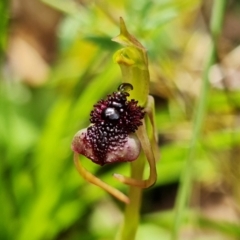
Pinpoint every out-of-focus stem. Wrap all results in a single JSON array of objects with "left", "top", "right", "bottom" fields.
[{"left": 171, "top": 1, "right": 226, "bottom": 239}]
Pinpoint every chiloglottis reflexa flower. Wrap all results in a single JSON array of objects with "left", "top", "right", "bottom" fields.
[{"left": 71, "top": 83, "right": 147, "bottom": 204}]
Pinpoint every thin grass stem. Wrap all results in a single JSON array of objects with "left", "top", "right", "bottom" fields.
[{"left": 171, "top": 0, "right": 227, "bottom": 239}]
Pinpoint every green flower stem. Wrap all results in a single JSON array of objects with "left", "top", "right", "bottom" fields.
[
  {"left": 171, "top": 0, "right": 226, "bottom": 239},
  {"left": 116, "top": 152, "right": 145, "bottom": 240},
  {"left": 115, "top": 118, "right": 154, "bottom": 240},
  {"left": 113, "top": 18, "right": 155, "bottom": 240}
]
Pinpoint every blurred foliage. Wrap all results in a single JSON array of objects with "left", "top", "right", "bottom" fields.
[{"left": 1, "top": 0, "right": 240, "bottom": 239}]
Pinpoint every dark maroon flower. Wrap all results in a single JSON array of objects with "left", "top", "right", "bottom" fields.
[{"left": 72, "top": 83, "right": 145, "bottom": 165}]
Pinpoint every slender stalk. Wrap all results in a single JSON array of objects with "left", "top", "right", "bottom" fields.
[
  {"left": 116, "top": 115, "right": 155, "bottom": 240},
  {"left": 113, "top": 18, "right": 157, "bottom": 240},
  {"left": 171, "top": 0, "right": 226, "bottom": 239},
  {"left": 116, "top": 152, "right": 145, "bottom": 240}
]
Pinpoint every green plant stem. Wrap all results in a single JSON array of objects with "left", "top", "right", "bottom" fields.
[
  {"left": 116, "top": 152, "right": 145, "bottom": 240},
  {"left": 171, "top": 0, "right": 226, "bottom": 239},
  {"left": 113, "top": 18, "right": 155, "bottom": 240}
]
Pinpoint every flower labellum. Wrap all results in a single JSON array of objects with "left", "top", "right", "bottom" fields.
[{"left": 71, "top": 83, "right": 145, "bottom": 165}]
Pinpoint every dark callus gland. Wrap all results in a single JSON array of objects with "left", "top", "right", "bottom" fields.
[{"left": 72, "top": 83, "right": 145, "bottom": 165}]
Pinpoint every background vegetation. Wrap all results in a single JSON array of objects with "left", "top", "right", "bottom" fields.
[{"left": 1, "top": 0, "right": 240, "bottom": 239}]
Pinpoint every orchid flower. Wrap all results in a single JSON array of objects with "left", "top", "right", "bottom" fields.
[{"left": 71, "top": 18, "right": 158, "bottom": 204}]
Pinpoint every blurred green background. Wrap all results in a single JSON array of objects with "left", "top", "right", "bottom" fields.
[{"left": 1, "top": 0, "right": 240, "bottom": 239}]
